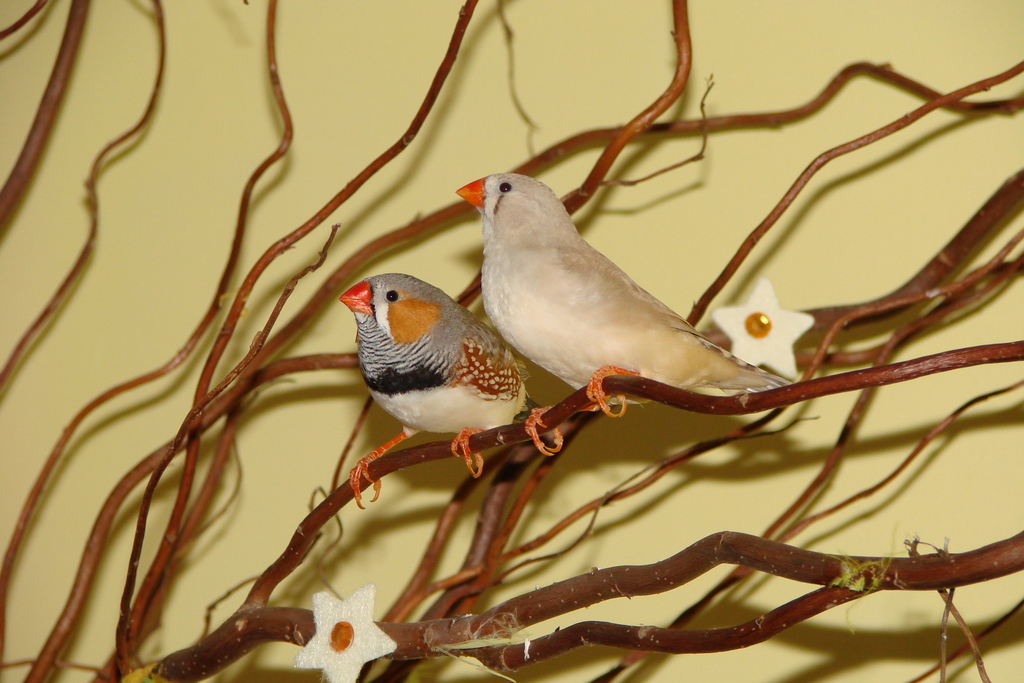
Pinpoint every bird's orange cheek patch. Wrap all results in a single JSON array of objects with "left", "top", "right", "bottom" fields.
[{"left": 388, "top": 298, "right": 441, "bottom": 344}]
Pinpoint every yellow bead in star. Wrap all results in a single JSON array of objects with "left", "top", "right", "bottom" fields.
[
  {"left": 711, "top": 278, "right": 814, "bottom": 378},
  {"left": 294, "top": 585, "right": 397, "bottom": 683},
  {"left": 330, "top": 621, "right": 354, "bottom": 652},
  {"left": 744, "top": 312, "right": 772, "bottom": 339}
]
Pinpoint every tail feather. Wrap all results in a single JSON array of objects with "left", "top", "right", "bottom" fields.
[
  {"left": 711, "top": 362, "right": 791, "bottom": 394},
  {"left": 689, "top": 336, "right": 792, "bottom": 394}
]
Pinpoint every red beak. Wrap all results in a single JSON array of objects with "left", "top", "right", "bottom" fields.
[
  {"left": 456, "top": 178, "right": 485, "bottom": 207},
  {"left": 339, "top": 280, "right": 373, "bottom": 315}
]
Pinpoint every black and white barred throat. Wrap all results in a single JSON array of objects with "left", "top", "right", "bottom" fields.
[{"left": 354, "top": 316, "right": 454, "bottom": 395}]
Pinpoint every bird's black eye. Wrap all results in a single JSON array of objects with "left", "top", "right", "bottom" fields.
[
  {"left": 499, "top": 181, "right": 512, "bottom": 193},
  {"left": 385, "top": 290, "right": 399, "bottom": 302}
]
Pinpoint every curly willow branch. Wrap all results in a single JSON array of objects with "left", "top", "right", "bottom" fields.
[
  {"left": 5, "top": 3, "right": 1024, "bottom": 682},
  {"left": 155, "top": 529, "right": 1024, "bottom": 680}
]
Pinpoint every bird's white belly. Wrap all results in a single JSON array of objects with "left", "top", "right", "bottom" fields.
[
  {"left": 371, "top": 384, "right": 520, "bottom": 434},
  {"left": 485, "top": 267, "right": 629, "bottom": 389},
  {"left": 484, "top": 256, "right": 722, "bottom": 390},
  {"left": 506, "top": 302, "right": 608, "bottom": 388}
]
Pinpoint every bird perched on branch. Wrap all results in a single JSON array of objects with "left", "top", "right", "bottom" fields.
[
  {"left": 456, "top": 173, "right": 788, "bottom": 427},
  {"left": 340, "top": 273, "right": 551, "bottom": 507}
]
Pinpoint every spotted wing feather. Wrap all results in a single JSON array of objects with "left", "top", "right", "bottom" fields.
[{"left": 453, "top": 329, "right": 527, "bottom": 403}]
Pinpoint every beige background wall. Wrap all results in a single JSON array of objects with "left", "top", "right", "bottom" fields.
[{"left": 2, "top": 2, "right": 1023, "bottom": 681}]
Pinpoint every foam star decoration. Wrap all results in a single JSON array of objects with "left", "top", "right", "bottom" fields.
[
  {"left": 710, "top": 277, "right": 814, "bottom": 378},
  {"left": 294, "top": 584, "right": 397, "bottom": 683}
]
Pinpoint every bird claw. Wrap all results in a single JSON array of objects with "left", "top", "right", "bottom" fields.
[
  {"left": 586, "top": 366, "right": 638, "bottom": 418},
  {"left": 451, "top": 427, "right": 485, "bottom": 477},
  {"left": 348, "top": 431, "right": 411, "bottom": 508},
  {"left": 349, "top": 459, "right": 381, "bottom": 510},
  {"left": 524, "top": 407, "right": 563, "bottom": 456}
]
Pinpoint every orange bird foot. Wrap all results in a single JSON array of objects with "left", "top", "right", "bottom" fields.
[
  {"left": 451, "top": 427, "right": 486, "bottom": 478},
  {"left": 586, "top": 366, "right": 639, "bottom": 418},
  {"left": 348, "top": 431, "right": 412, "bottom": 508},
  {"left": 524, "top": 407, "right": 564, "bottom": 456}
]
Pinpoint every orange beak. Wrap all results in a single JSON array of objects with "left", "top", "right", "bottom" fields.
[
  {"left": 339, "top": 280, "right": 373, "bottom": 315},
  {"left": 456, "top": 178, "right": 485, "bottom": 207}
]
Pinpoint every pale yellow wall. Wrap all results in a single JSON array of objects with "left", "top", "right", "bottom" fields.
[{"left": 2, "top": 2, "right": 1023, "bottom": 682}]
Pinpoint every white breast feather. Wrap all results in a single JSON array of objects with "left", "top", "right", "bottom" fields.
[{"left": 371, "top": 383, "right": 522, "bottom": 434}]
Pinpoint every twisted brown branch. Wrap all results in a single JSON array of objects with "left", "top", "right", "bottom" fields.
[
  {"left": 0, "top": 0, "right": 89, "bottom": 228},
  {"left": 688, "top": 58, "right": 1024, "bottom": 326},
  {"left": 156, "top": 528, "right": 1024, "bottom": 680}
]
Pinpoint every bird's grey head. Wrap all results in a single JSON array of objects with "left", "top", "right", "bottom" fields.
[
  {"left": 341, "top": 273, "right": 462, "bottom": 394},
  {"left": 479, "top": 173, "right": 576, "bottom": 247},
  {"left": 350, "top": 273, "right": 455, "bottom": 344}
]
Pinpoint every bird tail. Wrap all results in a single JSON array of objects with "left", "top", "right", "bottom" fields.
[{"left": 712, "top": 363, "right": 791, "bottom": 394}]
